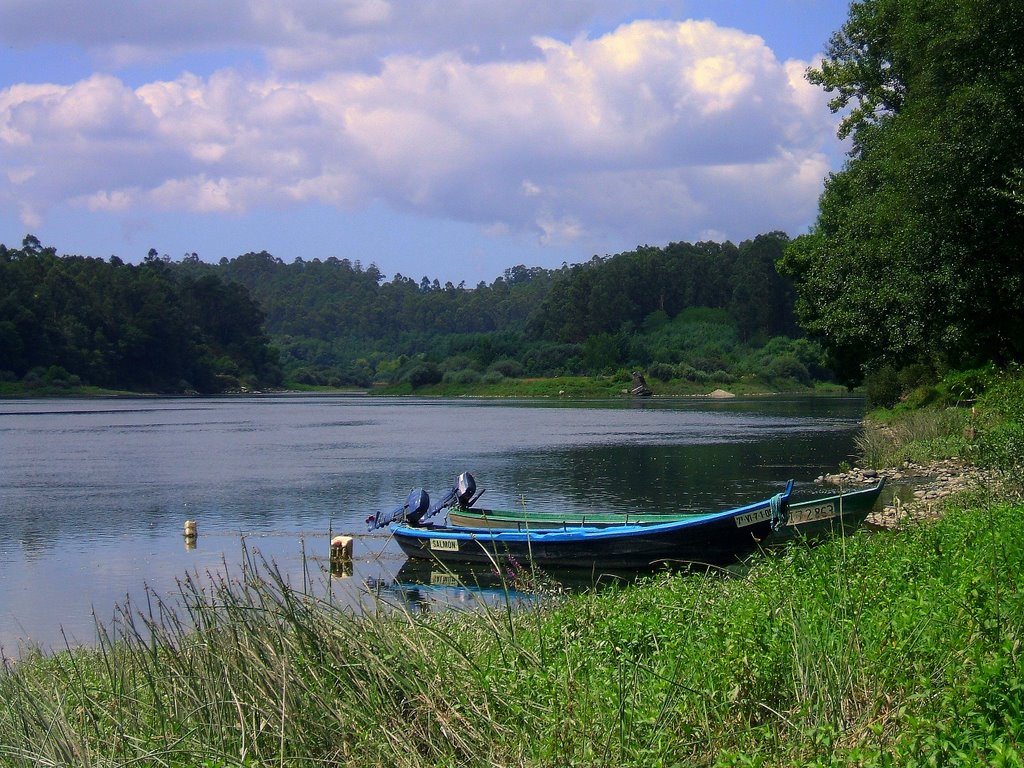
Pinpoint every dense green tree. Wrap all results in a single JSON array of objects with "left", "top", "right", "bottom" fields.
[
  {"left": 780, "top": 0, "right": 1024, "bottom": 384},
  {"left": 729, "top": 233, "right": 798, "bottom": 342},
  {"left": 0, "top": 238, "right": 279, "bottom": 393}
]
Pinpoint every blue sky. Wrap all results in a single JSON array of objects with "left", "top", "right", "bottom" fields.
[{"left": 0, "top": 0, "right": 851, "bottom": 284}]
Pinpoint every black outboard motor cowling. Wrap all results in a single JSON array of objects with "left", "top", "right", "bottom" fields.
[
  {"left": 419, "top": 471, "right": 478, "bottom": 523},
  {"left": 366, "top": 488, "right": 431, "bottom": 530},
  {"left": 404, "top": 488, "right": 431, "bottom": 525},
  {"left": 455, "top": 471, "right": 476, "bottom": 507}
]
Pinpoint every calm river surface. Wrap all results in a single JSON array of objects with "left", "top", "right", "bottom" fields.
[{"left": 0, "top": 395, "right": 865, "bottom": 653}]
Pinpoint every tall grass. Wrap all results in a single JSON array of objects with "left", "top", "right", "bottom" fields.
[
  {"left": 3, "top": 497, "right": 1024, "bottom": 767},
  {"left": 855, "top": 408, "right": 969, "bottom": 468}
]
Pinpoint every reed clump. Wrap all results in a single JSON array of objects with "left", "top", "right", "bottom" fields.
[
  {"left": 855, "top": 407, "right": 969, "bottom": 468},
  {"left": 2, "top": 494, "right": 1023, "bottom": 767}
]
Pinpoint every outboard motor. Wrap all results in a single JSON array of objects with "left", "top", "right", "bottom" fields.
[
  {"left": 404, "top": 488, "right": 432, "bottom": 525},
  {"left": 366, "top": 472, "right": 481, "bottom": 530},
  {"left": 417, "top": 471, "right": 479, "bottom": 524},
  {"left": 455, "top": 471, "right": 477, "bottom": 507},
  {"left": 366, "top": 488, "right": 431, "bottom": 530}
]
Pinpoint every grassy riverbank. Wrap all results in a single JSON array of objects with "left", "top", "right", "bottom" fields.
[
  {"left": 374, "top": 375, "right": 849, "bottom": 398},
  {"left": 1, "top": 495, "right": 1022, "bottom": 767},
  {"left": 2, "top": 369, "right": 1021, "bottom": 767}
]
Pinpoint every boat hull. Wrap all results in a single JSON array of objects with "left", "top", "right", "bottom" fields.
[
  {"left": 392, "top": 489, "right": 791, "bottom": 569},
  {"left": 766, "top": 480, "right": 884, "bottom": 544}
]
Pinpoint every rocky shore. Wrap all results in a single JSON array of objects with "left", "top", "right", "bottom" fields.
[{"left": 815, "top": 458, "right": 1005, "bottom": 529}]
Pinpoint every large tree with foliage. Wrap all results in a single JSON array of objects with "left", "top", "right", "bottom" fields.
[{"left": 779, "top": 0, "right": 1024, "bottom": 385}]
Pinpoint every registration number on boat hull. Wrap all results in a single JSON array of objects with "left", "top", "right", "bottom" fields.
[
  {"left": 787, "top": 503, "right": 837, "bottom": 526},
  {"left": 734, "top": 506, "right": 772, "bottom": 528},
  {"left": 429, "top": 538, "right": 460, "bottom": 552}
]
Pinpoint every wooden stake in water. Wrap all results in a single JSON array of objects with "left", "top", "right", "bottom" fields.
[{"left": 330, "top": 535, "right": 353, "bottom": 578}]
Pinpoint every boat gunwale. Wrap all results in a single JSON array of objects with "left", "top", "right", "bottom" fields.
[
  {"left": 444, "top": 479, "right": 885, "bottom": 531},
  {"left": 393, "top": 484, "right": 793, "bottom": 543}
]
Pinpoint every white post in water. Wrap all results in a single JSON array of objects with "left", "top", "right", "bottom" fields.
[{"left": 183, "top": 519, "right": 197, "bottom": 539}]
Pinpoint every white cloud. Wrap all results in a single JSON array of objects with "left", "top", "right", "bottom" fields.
[
  {"left": 78, "top": 188, "right": 135, "bottom": 212},
  {"left": 0, "top": 17, "right": 837, "bottom": 250}
]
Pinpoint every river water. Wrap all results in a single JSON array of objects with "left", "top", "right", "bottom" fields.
[{"left": 0, "top": 395, "right": 865, "bottom": 653}]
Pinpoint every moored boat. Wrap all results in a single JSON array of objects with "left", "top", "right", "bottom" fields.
[
  {"left": 445, "top": 479, "right": 885, "bottom": 546},
  {"left": 380, "top": 481, "right": 794, "bottom": 569}
]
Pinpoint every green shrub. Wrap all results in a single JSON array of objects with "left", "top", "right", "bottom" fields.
[
  {"left": 647, "top": 362, "right": 674, "bottom": 381},
  {"left": 442, "top": 354, "right": 476, "bottom": 372},
  {"left": 488, "top": 358, "right": 523, "bottom": 378},
  {"left": 403, "top": 362, "right": 442, "bottom": 388},
  {"left": 865, "top": 365, "right": 902, "bottom": 408},
  {"left": 442, "top": 368, "right": 481, "bottom": 385},
  {"left": 902, "top": 383, "right": 940, "bottom": 409},
  {"left": 765, "top": 354, "right": 810, "bottom": 385},
  {"left": 973, "top": 421, "right": 1024, "bottom": 471},
  {"left": 675, "top": 363, "right": 699, "bottom": 381},
  {"left": 897, "top": 362, "right": 933, "bottom": 392},
  {"left": 978, "top": 369, "right": 1024, "bottom": 423},
  {"left": 939, "top": 364, "right": 1000, "bottom": 405}
]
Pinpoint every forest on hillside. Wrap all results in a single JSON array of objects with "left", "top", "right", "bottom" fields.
[
  {"left": 187, "top": 230, "right": 815, "bottom": 390},
  {"left": 0, "top": 231, "right": 826, "bottom": 394},
  {"left": 0, "top": 237, "right": 282, "bottom": 394}
]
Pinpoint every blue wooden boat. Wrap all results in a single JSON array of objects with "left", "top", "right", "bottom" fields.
[
  {"left": 372, "top": 480, "right": 794, "bottom": 569},
  {"left": 446, "top": 480, "right": 886, "bottom": 546}
]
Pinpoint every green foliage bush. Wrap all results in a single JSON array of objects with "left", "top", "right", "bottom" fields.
[
  {"left": 442, "top": 368, "right": 481, "bottom": 385},
  {"left": 521, "top": 343, "right": 580, "bottom": 377},
  {"left": 765, "top": 354, "right": 810, "bottom": 385},
  {"left": 442, "top": 354, "right": 476, "bottom": 373},
  {"left": 955, "top": 368, "right": 1024, "bottom": 471},
  {"left": 978, "top": 369, "right": 1024, "bottom": 423},
  {"left": 647, "top": 362, "right": 674, "bottom": 381},
  {"left": 865, "top": 365, "right": 902, "bottom": 408},
  {"left": 939, "top": 364, "right": 1000, "bottom": 405},
  {"left": 642, "top": 309, "right": 670, "bottom": 333},
  {"left": 488, "top": 358, "right": 523, "bottom": 378},
  {"left": 973, "top": 422, "right": 1024, "bottom": 472},
  {"left": 403, "top": 362, "right": 443, "bottom": 389},
  {"left": 675, "top": 363, "right": 699, "bottom": 381}
]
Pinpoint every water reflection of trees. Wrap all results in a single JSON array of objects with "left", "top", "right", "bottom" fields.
[{"left": 462, "top": 434, "right": 858, "bottom": 517}]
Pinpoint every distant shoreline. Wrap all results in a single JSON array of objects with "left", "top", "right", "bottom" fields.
[{"left": 0, "top": 380, "right": 856, "bottom": 400}]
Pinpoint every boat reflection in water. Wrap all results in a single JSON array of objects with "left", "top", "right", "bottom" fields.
[
  {"left": 368, "top": 560, "right": 542, "bottom": 613},
  {"left": 366, "top": 556, "right": 745, "bottom": 615}
]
